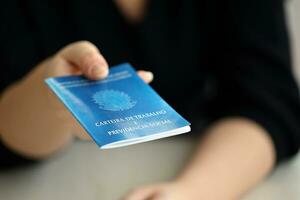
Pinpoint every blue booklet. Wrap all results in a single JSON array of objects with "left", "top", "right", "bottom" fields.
[{"left": 45, "top": 63, "right": 191, "bottom": 149}]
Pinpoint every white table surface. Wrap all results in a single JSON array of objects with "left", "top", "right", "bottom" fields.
[{"left": 0, "top": 134, "right": 299, "bottom": 200}]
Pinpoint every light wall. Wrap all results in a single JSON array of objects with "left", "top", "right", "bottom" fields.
[{"left": 287, "top": 1, "right": 300, "bottom": 81}]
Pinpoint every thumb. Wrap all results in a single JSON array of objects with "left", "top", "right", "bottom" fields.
[{"left": 58, "top": 41, "right": 109, "bottom": 80}]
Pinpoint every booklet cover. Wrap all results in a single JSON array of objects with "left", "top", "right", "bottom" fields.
[{"left": 45, "top": 63, "right": 191, "bottom": 149}]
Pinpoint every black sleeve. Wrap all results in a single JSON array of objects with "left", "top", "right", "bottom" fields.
[
  {"left": 208, "top": 0, "right": 300, "bottom": 164},
  {"left": 0, "top": 142, "right": 38, "bottom": 170},
  {"left": 0, "top": 2, "right": 41, "bottom": 169}
]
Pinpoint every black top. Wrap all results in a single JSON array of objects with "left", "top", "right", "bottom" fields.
[{"left": 1, "top": 0, "right": 300, "bottom": 168}]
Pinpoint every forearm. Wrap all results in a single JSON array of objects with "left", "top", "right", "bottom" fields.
[
  {"left": 0, "top": 66, "right": 72, "bottom": 159},
  {"left": 0, "top": 41, "right": 151, "bottom": 160},
  {"left": 177, "top": 118, "right": 276, "bottom": 199}
]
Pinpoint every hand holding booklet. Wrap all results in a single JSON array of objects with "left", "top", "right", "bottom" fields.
[{"left": 45, "top": 63, "right": 191, "bottom": 149}]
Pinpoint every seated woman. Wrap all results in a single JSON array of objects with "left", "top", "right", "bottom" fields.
[{"left": 1, "top": 0, "right": 300, "bottom": 199}]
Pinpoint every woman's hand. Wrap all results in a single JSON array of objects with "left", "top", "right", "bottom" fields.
[
  {"left": 122, "top": 118, "right": 275, "bottom": 200},
  {"left": 123, "top": 182, "right": 196, "bottom": 200},
  {"left": 0, "top": 41, "right": 153, "bottom": 158},
  {"left": 41, "top": 41, "right": 153, "bottom": 140}
]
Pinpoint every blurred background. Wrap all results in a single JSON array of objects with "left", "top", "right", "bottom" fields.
[
  {"left": 0, "top": 1, "right": 299, "bottom": 200},
  {"left": 288, "top": 0, "right": 300, "bottom": 82}
]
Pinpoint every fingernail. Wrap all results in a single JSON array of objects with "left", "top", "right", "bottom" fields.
[
  {"left": 91, "top": 66, "right": 107, "bottom": 78},
  {"left": 144, "top": 71, "right": 154, "bottom": 80},
  {"left": 91, "top": 66, "right": 102, "bottom": 75}
]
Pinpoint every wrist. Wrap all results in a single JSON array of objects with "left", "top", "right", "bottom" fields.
[{"left": 0, "top": 63, "right": 73, "bottom": 159}]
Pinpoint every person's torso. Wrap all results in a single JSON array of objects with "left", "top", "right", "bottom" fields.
[{"left": 1, "top": 0, "right": 221, "bottom": 118}]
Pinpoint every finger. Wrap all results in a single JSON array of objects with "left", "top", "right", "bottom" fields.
[
  {"left": 45, "top": 55, "right": 82, "bottom": 78},
  {"left": 71, "top": 120, "right": 92, "bottom": 140},
  {"left": 123, "top": 186, "right": 159, "bottom": 200},
  {"left": 67, "top": 114, "right": 92, "bottom": 140},
  {"left": 137, "top": 70, "right": 154, "bottom": 83},
  {"left": 58, "top": 41, "right": 109, "bottom": 80},
  {"left": 146, "top": 193, "right": 167, "bottom": 200}
]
